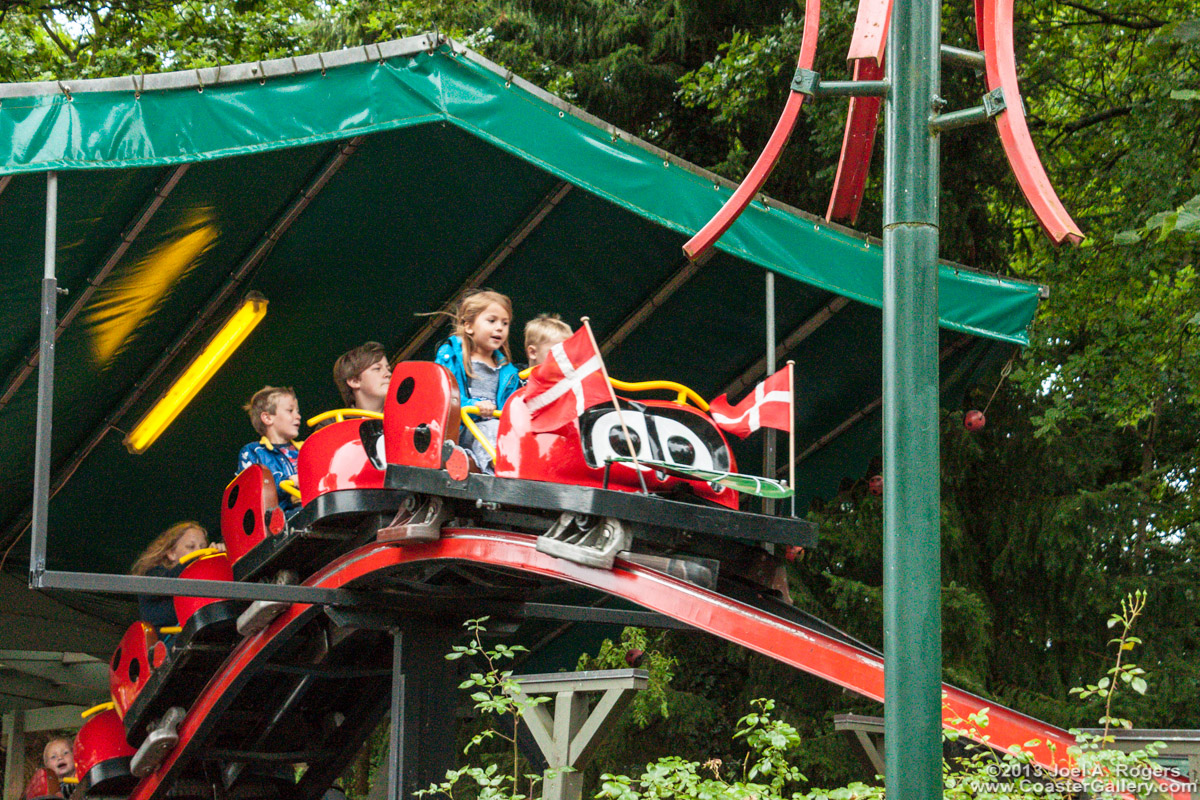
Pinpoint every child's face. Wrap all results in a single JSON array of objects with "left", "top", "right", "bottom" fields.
[
  {"left": 465, "top": 303, "right": 511, "bottom": 358},
  {"left": 348, "top": 357, "right": 391, "bottom": 410},
  {"left": 43, "top": 740, "right": 74, "bottom": 777},
  {"left": 166, "top": 527, "right": 208, "bottom": 566},
  {"left": 526, "top": 333, "right": 570, "bottom": 367},
  {"left": 261, "top": 394, "right": 301, "bottom": 442}
]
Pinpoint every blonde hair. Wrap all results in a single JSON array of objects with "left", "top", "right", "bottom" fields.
[
  {"left": 243, "top": 386, "right": 296, "bottom": 436},
  {"left": 42, "top": 737, "right": 72, "bottom": 766},
  {"left": 453, "top": 290, "right": 513, "bottom": 378},
  {"left": 524, "top": 313, "right": 572, "bottom": 352},
  {"left": 131, "top": 521, "right": 208, "bottom": 576}
]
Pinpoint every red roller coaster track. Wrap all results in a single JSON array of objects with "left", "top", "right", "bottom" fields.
[
  {"left": 129, "top": 529, "right": 1180, "bottom": 800},
  {"left": 681, "top": 0, "right": 821, "bottom": 261}
]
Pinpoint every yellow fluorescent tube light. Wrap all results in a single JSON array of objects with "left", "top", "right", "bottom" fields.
[{"left": 124, "top": 293, "right": 268, "bottom": 454}]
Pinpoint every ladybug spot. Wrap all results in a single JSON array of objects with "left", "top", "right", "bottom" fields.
[
  {"left": 227, "top": 484, "right": 239, "bottom": 508},
  {"left": 395, "top": 376, "right": 415, "bottom": 405},
  {"left": 242, "top": 509, "right": 255, "bottom": 536},
  {"left": 413, "top": 424, "right": 431, "bottom": 453},
  {"left": 129, "top": 656, "right": 140, "bottom": 684}
]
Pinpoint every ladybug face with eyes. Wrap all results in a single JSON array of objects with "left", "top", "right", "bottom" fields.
[
  {"left": 579, "top": 402, "right": 731, "bottom": 474},
  {"left": 495, "top": 394, "right": 738, "bottom": 509}
]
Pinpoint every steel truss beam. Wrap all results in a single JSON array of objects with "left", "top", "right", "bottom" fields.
[
  {"left": 779, "top": 335, "right": 973, "bottom": 474},
  {"left": 517, "top": 602, "right": 692, "bottom": 630},
  {"left": 722, "top": 294, "right": 851, "bottom": 399},
  {"left": 599, "top": 249, "right": 713, "bottom": 356},
  {"left": 34, "top": 569, "right": 361, "bottom": 605},
  {"left": 12, "top": 139, "right": 362, "bottom": 560},
  {"left": 0, "top": 164, "right": 192, "bottom": 411},
  {"left": 393, "top": 181, "right": 573, "bottom": 363}
]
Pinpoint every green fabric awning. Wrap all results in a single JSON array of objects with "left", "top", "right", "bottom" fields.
[{"left": 0, "top": 35, "right": 1041, "bottom": 593}]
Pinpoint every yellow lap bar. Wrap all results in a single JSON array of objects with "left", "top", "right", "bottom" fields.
[
  {"left": 516, "top": 366, "right": 708, "bottom": 411},
  {"left": 178, "top": 547, "right": 221, "bottom": 566},
  {"left": 606, "top": 378, "right": 709, "bottom": 411},
  {"left": 459, "top": 406, "right": 500, "bottom": 462},
  {"left": 306, "top": 408, "right": 384, "bottom": 427},
  {"left": 82, "top": 701, "right": 115, "bottom": 719}
]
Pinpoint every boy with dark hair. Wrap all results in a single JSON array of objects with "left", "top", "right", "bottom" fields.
[
  {"left": 237, "top": 386, "right": 302, "bottom": 513},
  {"left": 333, "top": 342, "right": 391, "bottom": 412}
]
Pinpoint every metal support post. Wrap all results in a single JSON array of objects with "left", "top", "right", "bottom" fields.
[
  {"left": 939, "top": 44, "right": 986, "bottom": 71},
  {"left": 373, "top": 623, "right": 455, "bottom": 799},
  {"left": 3, "top": 710, "right": 25, "bottom": 800},
  {"left": 387, "top": 630, "right": 405, "bottom": 800},
  {"left": 814, "top": 79, "right": 892, "bottom": 97},
  {"left": 763, "top": 271, "right": 777, "bottom": 515},
  {"left": 929, "top": 105, "right": 990, "bottom": 133},
  {"left": 883, "top": 0, "right": 942, "bottom": 794},
  {"left": 29, "top": 172, "right": 58, "bottom": 585}
]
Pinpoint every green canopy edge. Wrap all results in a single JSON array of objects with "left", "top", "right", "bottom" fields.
[{"left": 0, "top": 37, "right": 1042, "bottom": 346}]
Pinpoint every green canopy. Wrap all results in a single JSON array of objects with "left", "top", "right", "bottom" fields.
[{"left": 0, "top": 36, "right": 1041, "bottom": 632}]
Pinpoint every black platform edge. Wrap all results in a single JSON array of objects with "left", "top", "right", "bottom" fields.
[
  {"left": 385, "top": 465, "right": 818, "bottom": 547},
  {"left": 716, "top": 577, "right": 882, "bottom": 656},
  {"left": 80, "top": 757, "right": 135, "bottom": 796},
  {"left": 290, "top": 489, "right": 407, "bottom": 530},
  {"left": 178, "top": 598, "right": 244, "bottom": 643},
  {"left": 123, "top": 601, "right": 243, "bottom": 743},
  {"left": 232, "top": 490, "right": 406, "bottom": 583}
]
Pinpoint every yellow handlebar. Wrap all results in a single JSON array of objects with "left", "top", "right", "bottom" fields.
[
  {"left": 81, "top": 701, "right": 114, "bottom": 719},
  {"left": 459, "top": 406, "right": 501, "bottom": 462},
  {"left": 178, "top": 547, "right": 222, "bottom": 566},
  {"left": 307, "top": 408, "right": 384, "bottom": 427},
  {"left": 517, "top": 366, "right": 707, "bottom": 411},
  {"left": 158, "top": 626, "right": 182, "bottom": 635},
  {"left": 278, "top": 479, "right": 301, "bottom": 500},
  {"left": 606, "top": 378, "right": 709, "bottom": 411}
]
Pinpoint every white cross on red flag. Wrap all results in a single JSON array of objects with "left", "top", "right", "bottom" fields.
[
  {"left": 523, "top": 327, "right": 611, "bottom": 432},
  {"left": 707, "top": 366, "right": 793, "bottom": 439}
]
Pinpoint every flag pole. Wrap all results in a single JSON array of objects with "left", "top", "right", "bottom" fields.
[
  {"left": 787, "top": 360, "right": 796, "bottom": 517},
  {"left": 581, "top": 317, "right": 649, "bottom": 493}
]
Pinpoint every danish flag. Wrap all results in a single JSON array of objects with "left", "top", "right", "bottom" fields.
[
  {"left": 523, "top": 327, "right": 611, "bottom": 432},
  {"left": 708, "top": 366, "right": 793, "bottom": 439}
]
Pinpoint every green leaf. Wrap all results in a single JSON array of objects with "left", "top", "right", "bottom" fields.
[
  {"left": 1113, "top": 230, "right": 1143, "bottom": 245},
  {"left": 1175, "top": 209, "right": 1200, "bottom": 231}
]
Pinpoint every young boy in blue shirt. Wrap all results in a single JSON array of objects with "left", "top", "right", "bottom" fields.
[{"left": 237, "top": 386, "right": 302, "bottom": 513}]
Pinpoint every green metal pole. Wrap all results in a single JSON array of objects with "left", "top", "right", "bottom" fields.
[{"left": 882, "top": 0, "right": 941, "bottom": 795}]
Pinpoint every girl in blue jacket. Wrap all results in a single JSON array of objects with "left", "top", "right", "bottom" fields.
[{"left": 435, "top": 290, "right": 521, "bottom": 473}]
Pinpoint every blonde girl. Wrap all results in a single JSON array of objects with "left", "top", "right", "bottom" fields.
[
  {"left": 434, "top": 290, "right": 522, "bottom": 472},
  {"left": 132, "top": 521, "right": 221, "bottom": 630}
]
